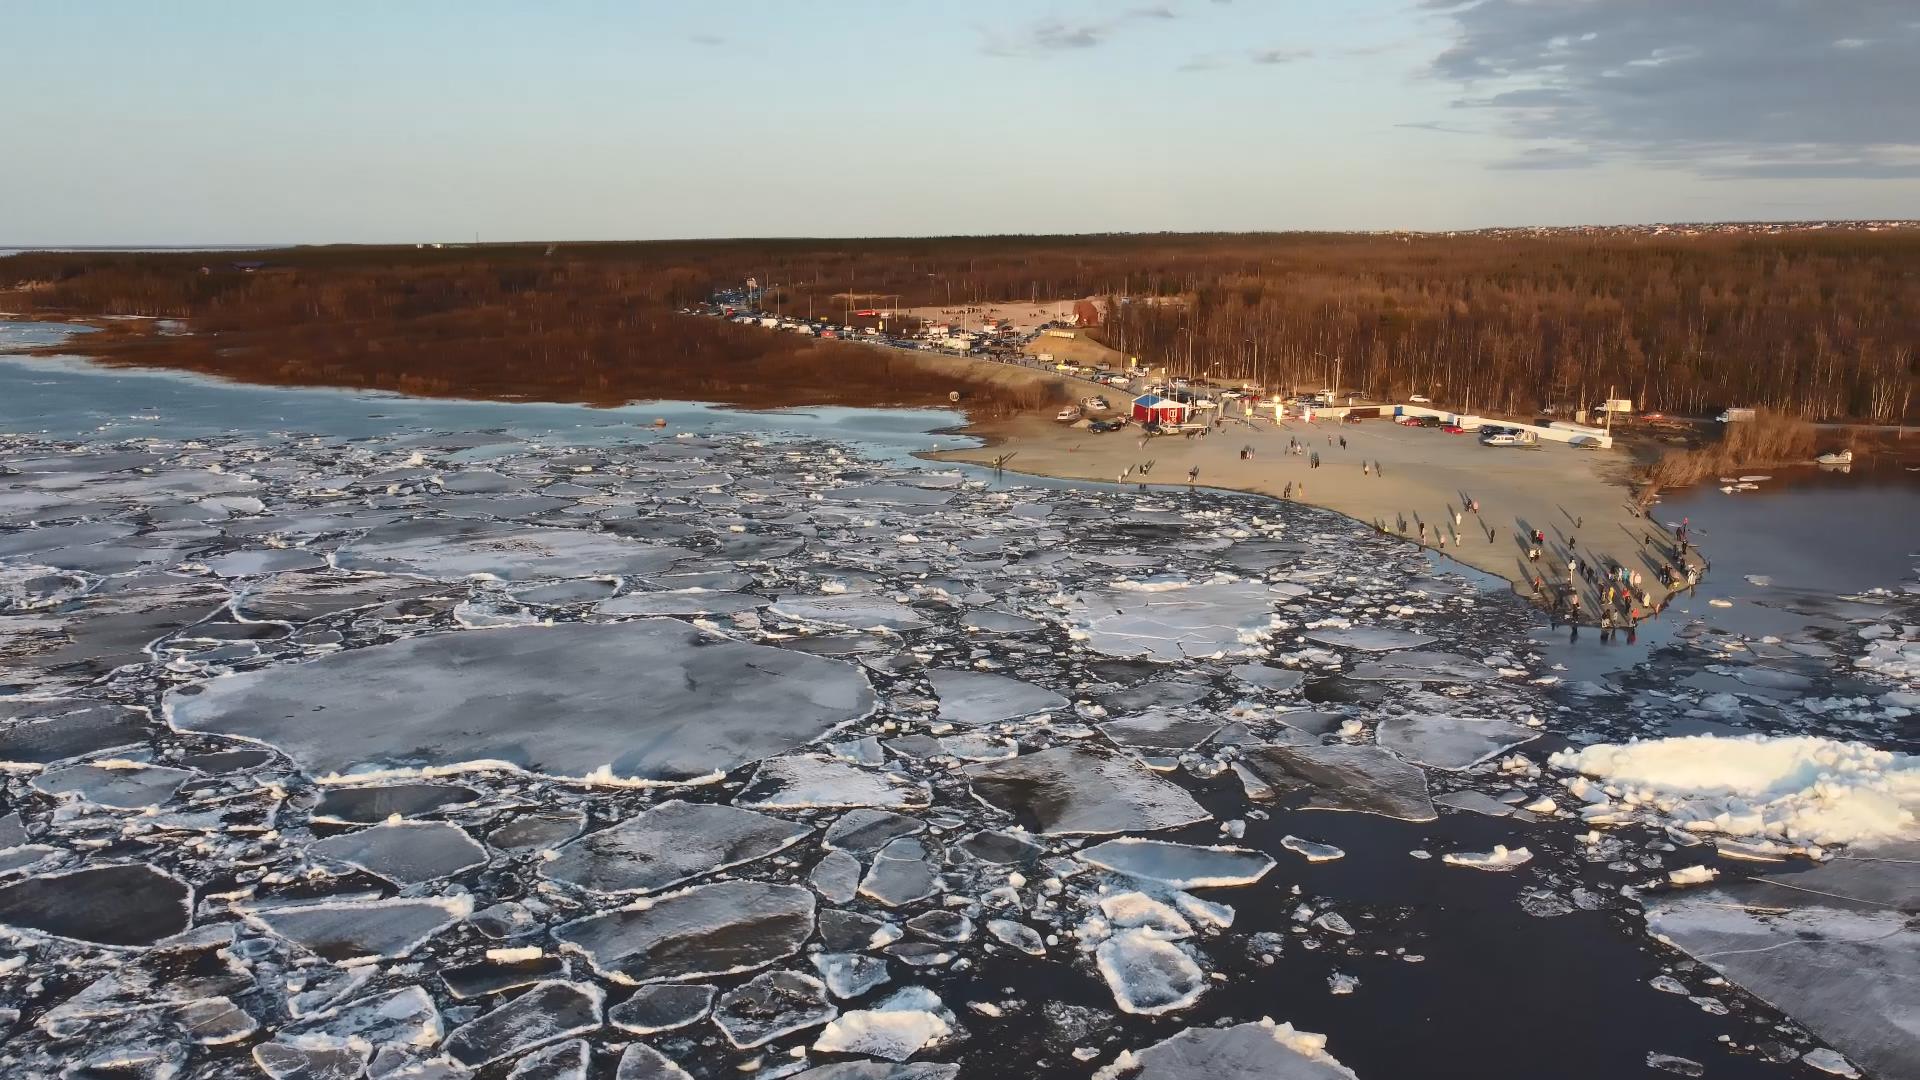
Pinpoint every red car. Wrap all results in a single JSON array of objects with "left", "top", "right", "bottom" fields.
[
  {"left": 1442, "top": 424, "right": 1467, "bottom": 434},
  {"left": 1397, "top": 417, "right": 1424, "bottom": 427}
]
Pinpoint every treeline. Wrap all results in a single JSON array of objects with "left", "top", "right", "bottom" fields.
[
  {"left": 0, "top": 249, "right": 1061, "bottom": 414},
  {"left": 4, "top": 230, "right": 1915, "bottom": 421}
]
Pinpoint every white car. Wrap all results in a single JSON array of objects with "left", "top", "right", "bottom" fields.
[
  {"left": 1408, "top": 395, "right": 1432, "bottom": 404},
  {"left": 1481, "top": 432, "right": 1522, "bottom": 446}
]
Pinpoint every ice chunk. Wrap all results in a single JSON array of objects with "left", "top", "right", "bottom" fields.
[
  {"left": 788, "top": 1064, "right": 957, "bottom": 1080},
  {"left": 1231, "top": 664, "right": 1306, "bottom": 691},
  {"left": 860, "top": 837, "right": 943, "bottom": 908},
  {"left": 0, "top": 700, "right": 147, "bottom": 766},
  {"left": 336, "top": 518, "right": 689, "bottom": 580},
  {"left": 712, "top": 970, "right": 837, "bottom": 1049},
  {"left": 813, "top": 1006, "right": 952, "bottom": 1061},
  {"left": 1064, "top": 581, "right": 1285, "bottom": 661},
  {"left": 540, "top": 800, "right": 810, "bottom": 895},
  {"left": 810, "top": 849, "right": 863, "bottom": 904},
  {"left": 1099, "top": 893, "right": 1193, "bottom": 938},
  {"left": 1550, "top": 735, "right": 1920, "bottom": 847},
  {"left": 255, "top": 1041, "right": 371, "bottom": 1080},
  {"left": 1647, "top": 891, "right": 1914, "bottom": 1080},
  {"left": 0, "top": 863, "right": 191, "bottom": 946},
  {"left": 771, "top": 594, "right": 931, "bottom": 631},
  {"left": 1095, "top": 929, "right": 1206, "bottom": 1015},
  {"left": 1431, "top": 789, "right": 1516, "bottom": 817},
  {"left": 250, "top": 896, "right": 470, "bottom": 962},
  {"left": 1280, "top": 836, "right": 1345, "bottom": 862},
  {"left": 596, "top": 591, "right": 770, "bottom": 616},
  {"left": 168, "top": 619, "right": 875, "bottom": 784},
  {"left": 1346, "top": 651, "right": 1498, "bottom": 683},
  {"left": 927, "top": 669, "right": 1068, "bottom": 726},
  {"left": 824, "top": 809, "right": 927, "bottom": 855},
  {"left": 1305, "top": 627, "right": 1437, "bottom": 652},
  {"left": 311, "top": 821, "right": 487, "bottom": 885},
  {"left": 1098, "top": 708, "right": 1223, "bottom": 754},
  {"left": 1441, "top": 845, "right": 1533, "bottom": 871},
  {"left": 277, "top": 984, "right": 441, "bottom": 1060},
  {"left": 443, "top": 956, "right": 569, "bottom": 1000},
  {"left": 1092, "top": 1018, "right": 1358, "bottom": 1080},
  {"left": 813, "top": 951, "right": 893, "bottom": 998},
  {"left": 986, "top": 919, "right": 1046, "bottom": 955},
  {"left": 443, "top": 981, "right": 602, "bottom": 1067},
  {"left": 608, "top": 982, "right": 715, "bottom": 1035},
  {"left": 614, "top": 1043, "right": 696, "bottom": 1080},
  {"left": 1803, "top": 1049, "right": 1862, "bottom": 1078},
  {"left": 507, "top": 1039, "right": 588, "bottom": 1080},
  {"left": 1375, "top": 715, "right": 1538, "bottom": 770},
  {"left": 554, "top": 881, "right": 814, "bottom": 984},
  {"left": 488, "top": 809, "right": 588, "bottom": 853},
  {"left": 31, "top": 762, "right": 194, "bottom": 809},
  {"left": 737, "top": 753, "right": 931, "bottom": 810},
  {"left": 963, "top": 746, "right": 1210, "bottom": 836},
  {"left": 314, "top": 783, "right": 481, "bottom": 823},
  {"left": 956, "top": 828, "right": 1042, "bottom": 865},
  {"left": 1237, "top": 743, "right": 1437, "bottom": 821},
  {"left": 1077, "top": 838, "right": 1275, "bottom": 888}
]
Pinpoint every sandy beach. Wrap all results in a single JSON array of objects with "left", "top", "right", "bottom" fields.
[{"left": 931, "top": 411, "right": 1702, "bottom": 623}]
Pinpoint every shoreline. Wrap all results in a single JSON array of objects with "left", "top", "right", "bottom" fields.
[{"left": 926, "top": 412, "right": 1707, "bottom": 627}]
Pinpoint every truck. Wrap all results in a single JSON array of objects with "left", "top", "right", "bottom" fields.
[{"left": 1717, "top": 407, "right": 1756, "bottom": 423}]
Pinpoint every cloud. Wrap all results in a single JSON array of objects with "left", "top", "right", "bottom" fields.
[
  {"left": 1395, "top": 120, "right": 1480, "bottom": 135},
  {"left": 689, "top": 33, "right": 725, "bottom": 47},
  {"left": 1250, "top": 47, "right": 1312, "bottom": 64},
  {"left": 1178, "top": 52, "right": 1228, "bottom": 72},
  {"left": 1425, "top": 0, "right": 1920, "bottom": 180},
  {"left": 982, "top": 4, "right": 1186, "bottom": 57}
]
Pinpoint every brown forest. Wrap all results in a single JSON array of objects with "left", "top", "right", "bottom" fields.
[{"left": 3, "top": 231, "right": 1915, "bottom": 422}]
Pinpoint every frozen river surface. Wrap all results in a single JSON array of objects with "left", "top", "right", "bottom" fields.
[{"left": 0, "top": 339, "right": 1917, "bottom": 1079}]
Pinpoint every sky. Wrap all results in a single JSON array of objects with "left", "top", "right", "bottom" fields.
[{"left": 2, "top": 0, "right": 1915, "bottom": 244}]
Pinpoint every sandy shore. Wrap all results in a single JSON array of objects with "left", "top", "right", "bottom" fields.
[{"left": 930, "top": 412, "right": 1702, "bottom": 623}]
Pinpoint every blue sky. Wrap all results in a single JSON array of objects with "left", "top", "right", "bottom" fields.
[{"left": 3, "top": 1, "right": 1915, "bottom": 243}]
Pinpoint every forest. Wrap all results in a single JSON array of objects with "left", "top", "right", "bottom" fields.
[{"left": 3, "top": 230, "right": 1914, "bottom": 422}]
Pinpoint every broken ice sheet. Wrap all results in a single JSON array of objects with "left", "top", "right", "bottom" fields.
[
  {"left": 927, "top": 669, "right": 1067, "bottom": 725},
  {"left": 1096, "top": 1018, "right": 1360, "bottom": 1079},
  {"left": 963, "top": 746, "right": 1210, "bottom": 836},
  {"left": 1237, "top": 743, "right": 1437, "bottom": 822},
  {"left": 336, "top": 517, "right": 690, "bottom": 580},
  {"left": 1098, "top": 708, "right": 1224, "bottom": 754},
  {"left": 310, "top": 820, "right": 488, "bottom": 885},
  {"left": 507, "top": 1039, "right": 589, "bottom": 1080},
  {"left": 31, "top": 761, "right": 194, "bottom": 809},
  {"left": 555, "top": 880, "right": 815, "bottom": 984},
  {"left": 0, "top": 862, "right": 191, "bottom": 946},
  {"left": 1305, "top": 627, "right": 1437, "bottom": 652},
  {"left": 540, "top": 800, "right": 810, "bottom": 895},
  {"left": 312, "top": 782, "right": 481, "bottom": 823},
  {"left": 1096, "top": 928, "right": 1206, "bottom": 1015},
  {"left": 736, "top": 753, "right": 930, "bottom": 810},
  {"left": 442, "top": 980, "right": 603, "bottom": 1068},
  {"left": 1077, "top": 838, "right": 1275, "bottom": 888},
  {"left": 713, "top": 969, "right": 838, "bottom": 1049},
  {"left": 0, "top": 699, "right": 147, "bottom": 766},
  {"left": 248, "top": 895, "right": 470, "bottom": 962},
  {"left": 1346, "top": 651, "right": 1498, "bottom": 683},
  {"left": 771, "top": 593, "right": 932, "bottom": 631},
  {"left": 609, "top": 982, "right": 716, "bottom": 1034},
  {"left": 1064, "top": 580, "right": 1285, "bottom": 661},
  {"left": 1375, "top": 715, "right": 1538, "bottom": 770},
  {"left": 168, "top": 619, "right": 876, "bottom": 783}
]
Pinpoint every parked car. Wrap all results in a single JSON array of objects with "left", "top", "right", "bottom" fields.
[
  {"left": 1397, "top": 416, "right": 1424, "bottom": 427},
  {"left": 1419, "top": 416, "right": 1444, "bottom": 428},
  {"left": 1441, "top": 424, "right": 1466, "bottom": 434},
  {"left": 1408, "top": 394, "right": 1432, "bottom": 404}
]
